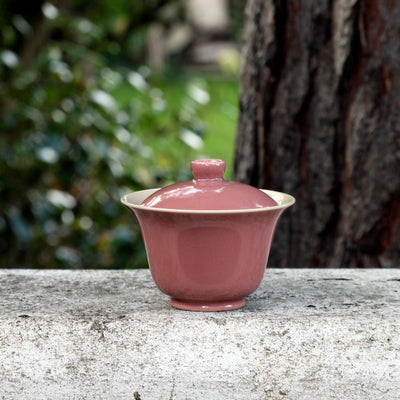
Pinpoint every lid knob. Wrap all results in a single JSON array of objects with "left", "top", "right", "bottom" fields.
[{"left": 191, "top": 159, "right": 226, "bottom": 181}]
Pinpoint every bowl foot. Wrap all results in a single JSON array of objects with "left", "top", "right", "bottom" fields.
[{"left": 170, "top": 297, "right": 245, "bottom": 312}]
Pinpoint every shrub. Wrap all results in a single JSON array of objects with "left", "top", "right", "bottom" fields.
[{"left": 0, "top": 1, "right": 201, "bottom": 268}]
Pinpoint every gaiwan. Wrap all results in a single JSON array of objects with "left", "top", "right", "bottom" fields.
[{"left": 121, "top": 159, "right": 295, "bottom": 311}]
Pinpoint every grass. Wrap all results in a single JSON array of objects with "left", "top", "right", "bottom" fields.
[
  {"left": 194, "top": 76, "right": 239, "bottom": 179},
  {"left": 113, "top": 69, "right": 240, "bottom": 180}
]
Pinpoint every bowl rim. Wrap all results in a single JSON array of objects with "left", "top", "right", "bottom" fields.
[{"left": 121, "top": 188, "right": 295, "bottom": 214}]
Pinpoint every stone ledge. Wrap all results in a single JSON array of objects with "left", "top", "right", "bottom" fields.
[{"left": 1, "top": 268, "right": 400, "bottom": 399}]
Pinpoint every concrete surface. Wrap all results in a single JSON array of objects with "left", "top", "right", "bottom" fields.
[{"left": 0, "top": 268, "right": 400, "bottom": 400}]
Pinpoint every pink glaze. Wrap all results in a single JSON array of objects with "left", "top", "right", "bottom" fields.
[
  {"left": 121, "top": 159, "right": 295, "bottom": 311},
  {"left": 140, "top": 159, "right": 277, "bottom": 210}
]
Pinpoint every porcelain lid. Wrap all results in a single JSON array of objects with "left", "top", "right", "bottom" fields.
[{"left": 140, "top": 159, "right": 277, "bottom": 210}]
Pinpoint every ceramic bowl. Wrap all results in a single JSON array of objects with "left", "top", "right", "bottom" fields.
[{"left": 121, "top": 160, "right": 295, "bottom": 311}]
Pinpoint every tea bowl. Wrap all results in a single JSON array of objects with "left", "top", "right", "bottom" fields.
[{"left": 121, "top": 159, "right": 295, "bottom": 311}]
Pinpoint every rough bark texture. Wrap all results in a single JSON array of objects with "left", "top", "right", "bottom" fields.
[{"left": 235, "top": 0, "right": 400, "bottom": 267}]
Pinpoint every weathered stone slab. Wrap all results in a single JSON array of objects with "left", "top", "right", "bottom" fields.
[{"left": 0, "top": 268, "right": 399, "bottom": 399}]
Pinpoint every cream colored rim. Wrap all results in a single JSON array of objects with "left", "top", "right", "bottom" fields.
[{"left": 120, "top": 189, "right": 295, "bottom": 214}]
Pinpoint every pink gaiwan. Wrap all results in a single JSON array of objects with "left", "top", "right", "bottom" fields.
[{"left": 121, "top": 159, "right": 295, "bottom": 311}]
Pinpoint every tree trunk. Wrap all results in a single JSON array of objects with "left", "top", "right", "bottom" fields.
[{"left": 235, "top": 0, "right": 400, "bottom": 267}]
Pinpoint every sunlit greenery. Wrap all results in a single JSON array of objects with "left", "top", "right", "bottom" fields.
[{"left": 0, "top": 1, "right": 239, "bottom": 268}]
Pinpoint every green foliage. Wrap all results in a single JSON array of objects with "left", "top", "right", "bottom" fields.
[
  {"left": 0, "top": 1, "right": 238, "bottom": 268},
  {"left": 114, "top": 70, "right": 239, "bottom": 180}
]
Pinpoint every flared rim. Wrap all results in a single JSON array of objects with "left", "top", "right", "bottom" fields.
[{"left": 121, "top": 188, "right": 295, "bottom": 214}]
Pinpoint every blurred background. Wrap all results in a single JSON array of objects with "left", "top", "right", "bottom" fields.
[{"left": 0, "top": 0, "right": 246, "bottom": 269}]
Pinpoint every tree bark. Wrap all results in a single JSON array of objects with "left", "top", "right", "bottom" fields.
[{"left": 235, "top": 0, "right": 400, "bottom": 267}]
